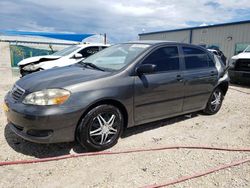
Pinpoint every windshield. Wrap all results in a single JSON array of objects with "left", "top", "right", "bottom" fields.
[
  {"left": 244, "top": 45, "right": 250, "bottom": 52},
  {"left": 81, "top": 43, "right": 150, "bottom": 71},
  {"left": 53, "top": 45, "right": 80, "bottom": 56}
]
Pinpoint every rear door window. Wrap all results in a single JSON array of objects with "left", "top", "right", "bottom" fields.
[{"left": 183, "top": 47, "right": 213, "bottom": 69}]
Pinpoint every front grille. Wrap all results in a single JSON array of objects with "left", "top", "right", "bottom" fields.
[
  {"left": 235, "top": 59, "right": 250, "bottom": 71},
  {"left": 11, "top": 85, "right": 25, "bottom": 101}
]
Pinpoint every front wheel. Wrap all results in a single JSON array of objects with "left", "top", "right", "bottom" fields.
[
  {"left": 76, "top": 105, "right": 124, "bottom": 151},
  {"left": 204, "top": 87, "right": 224, "bottom": 115}
]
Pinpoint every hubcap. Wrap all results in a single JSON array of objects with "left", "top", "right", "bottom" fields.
[
  {"left": 211, "top": 90, "right": 221, "bottom": 111},
  {"left": 89, "top": 113, "right": 118, "bottom": 145}
]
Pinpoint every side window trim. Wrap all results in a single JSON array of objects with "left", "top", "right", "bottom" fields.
[{"left": 177, "top": 44, "right": 185, "bottom": 71}]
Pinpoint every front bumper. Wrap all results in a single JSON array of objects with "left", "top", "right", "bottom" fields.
[
  {"left": 228, "top": 69, "right": 250, "bottom": 84},
  {"left": 4, "top": 92, "right": 84, "bottom": 143}
]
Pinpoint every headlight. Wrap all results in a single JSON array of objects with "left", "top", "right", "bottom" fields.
[
  {"left": 23, "top": 64, "right": 40, "bottom": 71},
  {"left": 229, "top": 59, "right": 237, "bottom": 68},
  {"left": 23, "top": 89, "right": 70, "bottom": 105}
]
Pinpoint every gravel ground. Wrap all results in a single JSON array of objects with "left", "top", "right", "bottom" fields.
[{"left": 0, "top": 67, "right": 249, "bottom": 188}]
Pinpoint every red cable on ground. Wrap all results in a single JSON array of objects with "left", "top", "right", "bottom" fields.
[
  {"left": 1, "top": 145, "right": 250, "bottom": 166},
  {"left": 1, "top": 146, "right": 250, "bottom": 187},
  {"left": 143, "top": 158, "right": 250, "bottom": 188}
]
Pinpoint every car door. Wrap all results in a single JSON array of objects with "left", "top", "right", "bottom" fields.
[
  {"left": 133, "top": 45, "right": 184, "bottom": 125},
  {"left": 181, "top": 45, "right": 218, "bottom": 112}
]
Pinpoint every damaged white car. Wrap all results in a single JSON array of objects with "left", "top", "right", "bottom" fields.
[{"left": 18, "top": 43, "right": 109, "bottom": 76}]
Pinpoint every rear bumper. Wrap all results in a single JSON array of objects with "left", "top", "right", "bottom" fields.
[{"left": 228, "top": 70, "right": 250, "bottom": 84}]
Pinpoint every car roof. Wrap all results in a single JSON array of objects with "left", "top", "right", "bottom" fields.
[
  {"left": 126, "top": 40, "right": 177, "bottom": 45},
  {"left": 207, "top": 49, "right": 217, "bottom": 52},
  {"left": 125, "top": 40, "right": 205, "bottom": 47},
  {"left": 76, "top": 43, "right": 110, "bottom": 47}
]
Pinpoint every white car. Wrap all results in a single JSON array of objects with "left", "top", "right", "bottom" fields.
[
  {"left": 231, "top": 45, "right": 250, "bottom": 61},
  {"left": 229, "top": 45, "right": 250, "bottom": 83},
  {"left": 18, "top": 43, "right": 109, "bottom": 76}
]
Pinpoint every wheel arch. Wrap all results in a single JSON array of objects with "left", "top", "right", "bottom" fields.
[
  {"left": 216, "top": 81, "right": 229, "bottom": 95},
  {"left": 76, "top": 99, "right": 129, "bottom": 132}
]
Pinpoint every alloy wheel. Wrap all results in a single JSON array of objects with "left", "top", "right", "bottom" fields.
[
  {"left": 210, "top": 90, "right": 222, "bottom": 112},
  {"left": 89, "top": 113, "right": 119, "bottom": 145}
]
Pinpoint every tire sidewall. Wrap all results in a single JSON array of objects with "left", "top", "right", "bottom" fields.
[
  {"left": 205, "top": 87, "right": 224, "bottom": 115},
  {"left": 77, "top": 105, "right": 124, "bottom": 151}
]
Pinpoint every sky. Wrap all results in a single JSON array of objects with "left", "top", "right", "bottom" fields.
[{"left": 1, "top": 0, "right": 250, "bottom": 43}]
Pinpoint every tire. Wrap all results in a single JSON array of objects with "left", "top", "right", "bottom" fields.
[
  {"left": 204, "top": 87, "right": 224, "bottom": 115},
  {"left": 76, "top": 105, "right": 124, "bottom": 151}
]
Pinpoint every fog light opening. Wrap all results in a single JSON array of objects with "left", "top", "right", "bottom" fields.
[{"left": 27, "top": 129, "right": 53, "bottom": 137}]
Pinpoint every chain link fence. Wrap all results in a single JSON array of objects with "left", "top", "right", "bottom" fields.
[{"left": 9, "top": 44, "right": 55, "bottom": 67}]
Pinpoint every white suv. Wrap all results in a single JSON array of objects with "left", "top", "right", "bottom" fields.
[
  {"left": 229, "top": 45, "right": 250, "bottom": 83},
  {"left": 18, "top": 43, "right": 110, "bottom": 76}
]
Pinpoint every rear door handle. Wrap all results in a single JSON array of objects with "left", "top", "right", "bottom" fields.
[{"left": 176, "top": 75, "right": 184, "bottom": 82}]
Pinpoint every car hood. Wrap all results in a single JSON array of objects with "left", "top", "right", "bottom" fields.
[
  {"left": 18, "top": 55, "right": 61, "bottom": 66},
  {"left": 231, "top": 52, "right": 250, "bottom": 60},
  {"left": 16, "top": 64, "right": 111, "bottom": 92},
  {"left": 39, "top": 58, "right": 84, "bottom": 70}
]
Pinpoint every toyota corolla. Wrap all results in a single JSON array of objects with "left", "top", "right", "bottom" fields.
[{"left": 4, "top": 41, "right": 229, "bottom": 151}]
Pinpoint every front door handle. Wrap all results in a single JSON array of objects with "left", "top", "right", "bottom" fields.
[{"left": 176, "top": 75, "right": 184, "bottom": 82}]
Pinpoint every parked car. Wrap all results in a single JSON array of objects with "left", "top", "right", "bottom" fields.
[
  {"left": 207, "top": 48, "right": 227, "bottom": 65},
  {"left": 229, "top": 45, "right": 250, "bottom": 84},
  {"left": 18, "top": 43, "right": 109, "bottom": 76},
  {"left": 4, "top": 41, "right": 229, "bottom": 151}
]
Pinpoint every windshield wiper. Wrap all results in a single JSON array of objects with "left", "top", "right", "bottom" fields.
[{"left": 80, "top": 62, "right": 105, "bottom": 71}]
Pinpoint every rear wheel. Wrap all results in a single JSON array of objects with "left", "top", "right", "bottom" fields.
[
  {"left": 204, "top": 87, "right": 224, "bottom": 115},
  {"left": 77, "top": 105, "right": 124, "bottom": 151}
]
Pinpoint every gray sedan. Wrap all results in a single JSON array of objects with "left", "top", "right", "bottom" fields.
[{"left": 4, "top": 41, "right": 229, "bottom": 151}]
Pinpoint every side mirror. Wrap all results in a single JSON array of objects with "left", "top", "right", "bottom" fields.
[
  {"left": 136, "top": 64, "right": 156, "bottom": 75},
  {"left": 73, "top": 53, "right": 83, "bottom": 59}
]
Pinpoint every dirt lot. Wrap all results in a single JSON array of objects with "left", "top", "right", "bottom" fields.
[{"left": 0, "top": 67, "right": 249, "bottom": 188}]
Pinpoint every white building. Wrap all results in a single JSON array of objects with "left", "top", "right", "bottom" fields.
[{"left": 139, "top": 20, "right": 250, "bottom": 59}]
